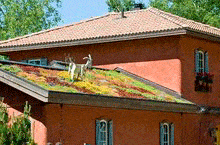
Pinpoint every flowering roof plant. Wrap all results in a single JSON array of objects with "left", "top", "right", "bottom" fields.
[{"left": 0, "top": 63, "right": 193, "bottom": 104}]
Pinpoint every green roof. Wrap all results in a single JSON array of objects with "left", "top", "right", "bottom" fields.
[{"left": 0, "top": 63, "right": 193, "bottom": 104}]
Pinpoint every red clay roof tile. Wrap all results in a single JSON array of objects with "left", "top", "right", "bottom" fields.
[{"left": 0, "top": 7, "right": 219, "bottom": 48}]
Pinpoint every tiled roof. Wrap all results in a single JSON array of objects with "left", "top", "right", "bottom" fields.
[
  {"left": 0, "top": 62, "right": 193, "bottom": 104},
  {"left": 0, "top": 7, "right": 219, "bottom": 48}
]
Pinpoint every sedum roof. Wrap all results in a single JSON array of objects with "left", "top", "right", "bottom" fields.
[
  {"left": 0, "top": 7, "right": 219, "bottom": 49},
  {"left": 0, "top": 63, "right": 193, "bottom": 104}
]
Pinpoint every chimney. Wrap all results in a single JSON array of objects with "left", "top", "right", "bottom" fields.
[
  {"left": 121, "top": 8, "right": 126, "bottom": 18},
  {"left": 134, "top": 3, "right": 145, "bottom": 10}
]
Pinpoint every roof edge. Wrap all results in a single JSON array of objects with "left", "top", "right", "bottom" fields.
[
  {"left": 0, "top": 29, "right": 187, "bottom": 52},
  {"left": 0, "top": 68, "right": 49, "bottom": 102},
  {"left": 48, "top": 91, "right": 199, "bottom": 113}
]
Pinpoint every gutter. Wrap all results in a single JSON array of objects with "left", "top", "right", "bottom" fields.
[{"left": 48, "top": 91, "right": 199, "bottom": 113}]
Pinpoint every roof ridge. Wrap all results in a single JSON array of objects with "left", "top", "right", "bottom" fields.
[
  {"left": 148, "top": 7, "right": 187, "bottom": 28},
  {"left": 149, "top": 7, "right": 220, "bottom": 33},
  {"left": 0, "top": 13, "right": 111, "bottom": 45}
]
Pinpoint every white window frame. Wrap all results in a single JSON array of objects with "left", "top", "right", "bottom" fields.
[
  {"left": 96, "top": 119, "right": 113, "bottom": 145},
  {"left": 99, "top": 120, "right": 108, "bottom": 145},
  {"left": 160, "top": 122, "right": 174, "bottom": 145},
  {"left": 163, "top": 123, "right": 170, "bottom": 145},
  {"left": 198, "top": 50, "right": 204, "bottom": 73}
]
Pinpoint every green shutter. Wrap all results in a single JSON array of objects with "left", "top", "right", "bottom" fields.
[
  {"left": 40, "top": 58, "right": 48, "bottom": 66},
  {"left": 195, "top": 49, "right": 199, "bottom": 73},
  {"left": 171, "top": 124, "right": 174, "bottom": 145},
  {"left": 108, "top": 120, "right": 113, "bottom": 145},
  {"left": 160, "top": 123, "right": 164, "bottom": 145},
  {"left": 204, "top": 52, "right": 209, "bottom": 73},
  {"left": 96, "top": 120, "right": 100, "bottom": 145}
]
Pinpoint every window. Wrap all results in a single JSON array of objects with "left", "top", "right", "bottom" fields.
[
  {"left": 195, "top": 49, "right": 213, "bottom": 92},
  {"left": 22, "top": 58, "right": 48, "bottom": 66},
  {"left": 160, "top": 122, "right": 174, "bottom": 145},
  {"left": 195, "top": 49, "right": 208, "bottom": 73},
  {"left": 96, "top": 119, "right": 113, "bottom": 145}
]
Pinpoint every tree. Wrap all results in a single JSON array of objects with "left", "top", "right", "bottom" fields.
[
  {"left": 0, "top": 0, "right": 62, "bottom": 40},
  {"left": 150, "top": 0, "right": 220, "bottom": 28},
  {"left": 0, "top": 101, "right": 36, "bottom": 144},
  {"left": 106, "top": 0, "right": 146, "bottom": 12}
]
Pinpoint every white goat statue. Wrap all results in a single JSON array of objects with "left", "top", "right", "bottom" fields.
[{"left": 68, "top": 54, "right": 93, "bottom": 81}]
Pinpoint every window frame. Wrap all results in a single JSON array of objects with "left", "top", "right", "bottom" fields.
[
  {"left": 198, "top": 50, "right": 204, "bottom": 73},
  {"left": 160, "top": 122, "right": 174, "bottom": 145},
  {"left": 195, "top": 49, "right": 209, "bottom": 73},
  {"left": 96, "top": 119, "right": 113, "bottom": 145}
]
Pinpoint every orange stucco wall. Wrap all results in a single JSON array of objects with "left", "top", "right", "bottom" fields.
[
  {"left": 8, "top": 36, "right": 182, "bottom": 93},
  {"left": 179, "top": 35, "right": 220, "bottom": 106},
  {"left": 1, "top": 82, "right": 220, "bottom": 145},
  {"left": 44, "top": 104, "right": 219, "bottom": 145}
]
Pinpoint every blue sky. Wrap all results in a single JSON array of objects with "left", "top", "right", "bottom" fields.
[{"left": 58, "top": 0, "right": 150, "bottom": 26}]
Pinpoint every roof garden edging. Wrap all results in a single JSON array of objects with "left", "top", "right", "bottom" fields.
[
  {"left": 48, "top": 90, "right": 199, "bottom": 113},
  {"left": 0, "top": 68, "right": 49, "bottom": 102},
  {"left": 115, "top": 67, "right": 183, "bottom": 98}
]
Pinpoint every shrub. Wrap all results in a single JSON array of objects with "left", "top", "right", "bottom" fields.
[{"left": 0, "top": 101, "right": 36, "bottom": 144}]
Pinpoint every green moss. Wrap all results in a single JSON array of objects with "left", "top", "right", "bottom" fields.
[
  {"left": 125, "top": 89, "right": 142, "bottom": 95},
  {"left": 0, "top": 65, "right": 22, "bottom": 73}
]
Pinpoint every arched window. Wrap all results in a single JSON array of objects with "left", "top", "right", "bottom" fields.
[
  {"left": 198, "top": 50, "right": 204, "bottom": 73},
  {"left": 195, "top": 49, "right": 209, "bottom": 73},
  {"left": 96, "top": 119, "right": 113, "bottom": 145},
  {"left": 160, "top": 122, "right": 174, "bottom": 145}
]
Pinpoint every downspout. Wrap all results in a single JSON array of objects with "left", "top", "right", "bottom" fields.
[
  {"left": 59, "top": 104, "right": 64, "bottom": 144},
  {"left": 181, "top": 112, "right": 183, "bottom": 145}
]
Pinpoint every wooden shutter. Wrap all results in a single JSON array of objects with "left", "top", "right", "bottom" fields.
[
  {"left": 204, "top": 52, "right": 209, "bottom": 73},
  {"left": 195, "top": 49, "right": 200, "bottom": 73},
  {"left": 160, "top": 123, "right": 164, "bottom": 145},
  {"left": 108, "top": 120, "right": 113, "bottom": 145},
  {"left": 171, "top": 124, "right": 174, "bottom": 145},
  {"left": 96, "top": 120, "right": 100, "bottom": 145},
  {"left": 40, "top": 58, "right": 48, "bottom": 66}
]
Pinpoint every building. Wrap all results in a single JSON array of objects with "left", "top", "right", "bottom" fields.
[{"left": 0, "top": 7, "right": 219, "bottom": 145}]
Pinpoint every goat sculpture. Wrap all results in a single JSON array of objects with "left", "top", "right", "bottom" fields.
[{"left": 68, "top": 54, "right": 92, "bottom": 81}]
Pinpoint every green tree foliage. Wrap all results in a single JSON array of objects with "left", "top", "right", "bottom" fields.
[
  {"left": 0, "top": 0, "right": 62, "bottom": 40},
  {"left": 106, "top": 0, "right": 146, "bottom": 12},
  {"left": 150, "top": 0, "right": 220, "bottom": 28},
  {"left": 0, "top": 101, "right": 36, "bottom": 145}
]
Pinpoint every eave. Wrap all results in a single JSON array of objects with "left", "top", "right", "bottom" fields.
[
  {"left": 0, "top": 29, "right": 187, "bottom": 53},
  {"left": 0, "top": 28, "right": 219, "bottom": 53}
]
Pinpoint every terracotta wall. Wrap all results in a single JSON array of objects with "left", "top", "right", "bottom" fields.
[
  {"left": 44, "top": 104, "right": 218, "bottom": 145},
  {"left": 8, "top": 36, "right": 182, "bottom": 93},
  {"left": 179, "top": 35, "right": 220, "bottom": 106},
  {"left": 0, "top": 82, "right": 219, "bottom": 145}
]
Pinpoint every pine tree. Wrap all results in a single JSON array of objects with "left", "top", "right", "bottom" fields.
[{"left": 0, "top": 101, "right": 36, "bottom": 144}]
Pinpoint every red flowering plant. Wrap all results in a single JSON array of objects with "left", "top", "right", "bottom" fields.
[{"left": 196, "top": 72, "right": 214, "bottom": 84}]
